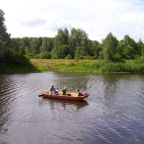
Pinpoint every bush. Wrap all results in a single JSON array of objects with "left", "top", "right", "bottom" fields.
[
  {"left": 65, "top": 54, "right": 72, "bottom": 59},
  {"left": 34, "top": 52, "right": 51, "bottom": 59},
  {"left": 135, "top": 56, "right": 144, "bottom": 64},
  {"left": 4, "top": 51, "right": 29, "bottom": 66},
  {"left": 82, "top": 56, "right": 95, "bottom": 60},
  {"left": 26, "top": 53, "right": 35, "bottom": 58}
]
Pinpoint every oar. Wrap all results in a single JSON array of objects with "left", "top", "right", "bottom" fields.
[{"left": 39, "top": 94, "right": 43, "bottom": 97}]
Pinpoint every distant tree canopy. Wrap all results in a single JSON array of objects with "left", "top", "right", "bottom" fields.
[
  {"left": 0, "top": 9, "right": 11, "bottom": 61},
  {"left": 1, "top": 8, "right": 144, "bottom": 65},
  {"left": 102, "top": 33, "right": 118, "bottom": 61},
  {"left": 10, "top": 29, "right": 144, "bottom": 61}
]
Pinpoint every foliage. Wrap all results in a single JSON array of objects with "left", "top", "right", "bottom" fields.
[
  {"left": 102, "top": 33, "right": 118, "bottom": 61},
  {"left": 75, "top": 46, "right": 85, "bottom": 59},
  {"left": 4, "top": 51, "right": 29, "bottom": 66},
  {"left": 9, "top": 28, "right": 144, "bottom": 63},
  {"left": 69, "top": 28, "right": 90, "bottom": 58},
  {"left": 0, "top": 9, "right": 38, "bottom": 73},
  {"left": 122, "top": 35, "right": 137, "bottom": 59},
  {"left": 0, "top": 9, "right": 11, "bottom": 60},
  {"left": 91, "top": 40, "right": 102, "bottom": 59},
  {"left": 31, "top": 59, "right": 144, "bottom": 74},
  {"left": 34, "top": 52, "right": 51, "bottom": 59},
  {"left": 1, "top": 8, "right": 144, "bottom": 73}
]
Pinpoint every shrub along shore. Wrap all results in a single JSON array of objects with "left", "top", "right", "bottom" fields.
[
  {"left": 30, "top": 59, "right": 144, "bottom": 74},
  {"left": 1, "top": 8, "right": 144, "bottom": 75},
  {"left": 1, "top": 59, "right": 144, "bottom": 74}
]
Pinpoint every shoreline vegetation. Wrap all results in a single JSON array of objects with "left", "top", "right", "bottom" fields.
[
  {"left": 29, "top": 59, "right": 144, "bottom": 74},
  {"left": 1, "top": 59, "right": 144, "bottom": 74},
  {"left": 1, "top": 9, "right": 144, "bottom": 74}
]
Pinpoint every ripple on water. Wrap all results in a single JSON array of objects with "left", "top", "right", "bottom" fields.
[{"left": 0, "top": 73, "right": 144, "bottom": 144}]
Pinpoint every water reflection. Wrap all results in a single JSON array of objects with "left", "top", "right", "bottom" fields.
[
  {"left": 0, "top": 73, "right": 144, "bottom": 144},
  {"left": 39, "top": 98, "right": 89, "bottom": 111},
  {"left": 102, "top": 74, "right": 120, "bottom": 109}
]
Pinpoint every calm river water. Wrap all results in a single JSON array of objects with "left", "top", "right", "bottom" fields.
[{"left": 0, "top": 72, "right": 144, "bottom": 144}]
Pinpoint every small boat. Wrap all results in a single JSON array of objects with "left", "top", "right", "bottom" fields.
[{"left": 40, "top": 92, "right": 89, "bottom": 102}]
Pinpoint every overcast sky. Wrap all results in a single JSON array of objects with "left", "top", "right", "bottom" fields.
[{"left": 1, "top": 0, "right": 144, "bottom": 41}]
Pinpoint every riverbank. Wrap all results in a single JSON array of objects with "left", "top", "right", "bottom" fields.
[
  {"left": 0, "top": 62, "right": 39, "bottom": 74},
  {"left": 1, "top": 59, "right": 143, "bottom": 74},
  {"left": 30, "top": 59, "right": 144, "bottom": 74}
]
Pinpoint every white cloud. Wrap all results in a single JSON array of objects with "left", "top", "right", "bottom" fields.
[
  {"left": 20, "top": 18, "right": 46, "bottom": 27},
  {"left": 0, "top": 0, "right": 144, "bottom": 41}
]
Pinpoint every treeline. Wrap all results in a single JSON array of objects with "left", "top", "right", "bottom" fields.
[
  {"left": 12, "top": 28, "right": 144, "bottom": 61},
  {"left": 1, "top": 8, "right": 144, "bottom": 67},
  {"left": 0, "top": 9, "right": 36, "bottom": 72}
]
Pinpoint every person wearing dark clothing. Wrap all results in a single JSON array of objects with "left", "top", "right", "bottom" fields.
[
  {"left": 77, "top": 89, "right": 83, "bottom": 96},
  {"left": 50, "top": 85, "right": 56, "bottom": 95}
]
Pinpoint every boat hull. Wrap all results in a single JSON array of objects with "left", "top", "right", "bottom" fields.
[{"left": 41, "top": 92, "right": 89, "bottom": 102}]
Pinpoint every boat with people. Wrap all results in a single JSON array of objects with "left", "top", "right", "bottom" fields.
[{"left": 39, "top": 91, "right": 89, "bottom": 102}]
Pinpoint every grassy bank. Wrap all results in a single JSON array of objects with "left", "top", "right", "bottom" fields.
[
  {"left": 1, "top": 59, "right": 143, "bottom": 74},
  {"left": 30, "top": 59, "right": 144, "bottom": 74}
]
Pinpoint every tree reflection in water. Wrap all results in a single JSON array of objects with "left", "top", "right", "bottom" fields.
[{"left": 39, "top": 98, "right": 89, "bottom": 111}]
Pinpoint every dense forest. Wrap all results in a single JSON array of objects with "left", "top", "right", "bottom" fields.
[
  {"left": 11, "top": 26, "right": 144, "bottom": 61},
  {"left": 11, "top": 31, "right": 144, "bottom": 61},
  {"left": 1, "top": 9, "right": 144, "bottom": 72}
]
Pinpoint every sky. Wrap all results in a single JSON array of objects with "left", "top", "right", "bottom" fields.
[{"left": 1, "top": 0, "right": 144, "bottom": 41}]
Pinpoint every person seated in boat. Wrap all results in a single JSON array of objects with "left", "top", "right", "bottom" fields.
[
  {"left": 77, "top": 88, "right": 83, "bottom": 96},
  {"left": 62, "top": 86, "right": 67, "bottom": 95},
  {"left": 49, "top": 85, "right": 57, "bottom": 95}
]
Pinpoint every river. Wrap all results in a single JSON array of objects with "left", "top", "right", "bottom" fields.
[{"left": 0, "top": 72, "right": 144, "bottom": 144}]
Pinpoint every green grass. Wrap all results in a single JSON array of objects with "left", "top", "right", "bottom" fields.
[
  {"left": 30, "top": 59, "right": 144, "bottom": 74},
  {"left": 1, "top": 59, "right": 143, "bottom": 74}
]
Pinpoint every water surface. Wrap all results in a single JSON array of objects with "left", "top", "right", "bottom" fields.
[{"left": 0, "top": 72, "right": 144, "bottom": 144}]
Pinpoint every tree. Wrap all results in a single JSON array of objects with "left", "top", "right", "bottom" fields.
[
  {"left": 75, "top": 46, "right": 85, "bottom": 59},
  {"left": 137, "top": 39, "right": 144, "bottom": 56},
  {"left": 40, "top": 38, "right": 53, "bottom": 53},
  {"left": 0, "top": 9, "right": 11, "bottom": 61},
  {"left": 20, "top": 37, "right": 30, "bottom": 55},
  {"left": 91, "top": 40, "right": 102, "bottom": 59},
  {"left": 54, "top": 28, "right": 69, "bottom": 47},
  {"left": 122, "top": 35, "right": 137, "bottom": 59},
  {"left": 30, "top": 38, "right": 42, "bottom": 54},
  {"left": 117, "top": 40, "right": 126, "bottom": 59},
  {"left": 123, "top": 45, "right": 136, "bottom": 59},
  {"left": 141, "top": 43, "right": 144, "bottom": 56},
  {"left": 52, "top": 28, "right": 69, "bottom": 59},
  {"left": 12, "top": 37, "right": 30, "bottom": 55},
  {"left": 69, "top": 28, "right": 90, "bottom": 58},
  {"left": 102, "top": 33, "right": 118, "bottom": 61}
]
